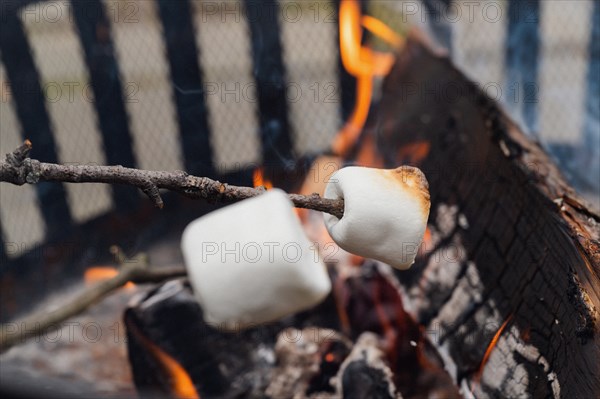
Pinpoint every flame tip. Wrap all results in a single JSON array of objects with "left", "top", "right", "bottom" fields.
[{"left": 253, "top": 167, "right": 273, "bottom": 190}]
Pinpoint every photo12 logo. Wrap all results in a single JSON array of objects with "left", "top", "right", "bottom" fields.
[
  {"left": 15, "top": 1, "right": 139, "bottom": 24},
  {"left": 200, "top": 241, "right": 339, "bottom": 264}
]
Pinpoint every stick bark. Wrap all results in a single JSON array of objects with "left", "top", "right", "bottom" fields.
[{"left": 0, "top": 141, "right": 344, "bottom": 219}]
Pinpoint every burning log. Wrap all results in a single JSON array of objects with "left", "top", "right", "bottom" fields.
[
  {"left": 125, "top": 260, "right": 458, "bottom": 398},
  {"left": 335, "top": 332, "right": 400, "bottom": 399},
  {"left": 265, "top": 328, "right": 351, "bottom": 397},
  {"left": 362, "top": 32, "right": 600, "bottom": 397},
  {"left": 125, "top": 279, "right": 280, "bottom": 398},
  {"left": 334, "top": 261, "right": 460, "bottom": 398}
]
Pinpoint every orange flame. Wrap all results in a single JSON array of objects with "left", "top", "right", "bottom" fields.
[
  {"left": 476, "top": 314, "right": 514, "bottom": 382},
  {"left": 84, "top": 267, "right": 135, "bottom": 289},
  {"left": 146, "top": 340, "right": 199, "bottom": 399},
  {"left": 354, "top": 132, "right": 384, "bottom": 168},
  {"left": 397, "top": 140, "right": 431, "bottom": 165},
  {"left": 333, "top": 0, "right": 403, "bottom": 157},
  {"left": 361, "top": 15, "right": 404, "bottom": 49},
  {"left": 333, "top": 278, "right": 352, "bottom": 335},
  {"left": 417, "top": 227, "right": 433, "bottom": 258},
  {"left": 128, "top": 320, "right": 199, "bottom": 399},
  {"left": 423, "top": 227, "right": 432, "bottom": 246},
  {"left": 253, "top": 167, "right": 273, "bottom": 190}
]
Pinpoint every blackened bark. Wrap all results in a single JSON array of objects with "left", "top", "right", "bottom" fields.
[{"left": 367, "top": 33, "right": 600, "bottom": 398}]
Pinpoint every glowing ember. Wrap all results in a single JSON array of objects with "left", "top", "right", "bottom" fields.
[
  {"left": 129, "top": 322, "right": 199, "bottom": 399},
  {"left": 253, "top": 167, "right": 273, "bottom": 190},
  {"left": 84, "top": 267, "right": 135, "bottom": 289},
  {"left": 397, "top": 141, "right": 431, "bottom": 164},
  {"left": 417, "top": 227, "right": 433, "bottom": 258},
  {"left": 423, "top": 227, "right": 432, "bottom": 246},
  {"left": 349, "top": 254, "right": 366, "bottom": 266},
  {"left": 146, "top": 340, "right": 199, "bottom": 399},
  {"left": 333, "top": 278, "right": 352, "bottom": 335},
  {"left": 520, "top": 327, "right": 531, "bottom": 343},
  {"left": 476, "top": 314, "right": 514, "bottom": 382}
]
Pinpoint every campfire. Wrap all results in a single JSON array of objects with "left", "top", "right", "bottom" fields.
[{"left": 1, "top": 1, "right": 599, "bottom": 399}]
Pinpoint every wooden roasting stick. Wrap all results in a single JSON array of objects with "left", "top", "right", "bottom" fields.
[
  {"left": 0, "top": 140, "right": 345, "bottom": 219},
  {"left": 0, "top": 140, "right": 346, "bottom": 351}
]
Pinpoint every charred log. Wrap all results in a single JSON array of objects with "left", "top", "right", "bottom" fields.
[
  {"left": 337, "top": 333, "right": 400, "bottom": 399},
  {"left": 365, "top": 32, "right": 600, "bottom": 398},
  {"left": 125, "top": 279, "right": 279, "bottom": 398},
  {"left": 335, "top": 261, "right": 461, "bottom": 398},
  {"left": 125, "top": 263, "right": 459, "bottom": 398},
  {"left": 265, "top": 328, "right": 351, "bottom": 398}
]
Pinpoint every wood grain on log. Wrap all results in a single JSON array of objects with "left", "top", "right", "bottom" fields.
[{"left": 366, "top": 32, "right": 600, "bottom": 398}]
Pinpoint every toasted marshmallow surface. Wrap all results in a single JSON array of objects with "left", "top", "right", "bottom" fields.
[
  {"left": 181, "top": 189, "right": 331, "bottom": 330},
  {"left": 323, "top": 166, "right": 430, "bottom": 269}
]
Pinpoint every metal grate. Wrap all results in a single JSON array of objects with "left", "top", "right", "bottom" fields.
[
  {"left": 1, "top": 0, "right": 598, "bottom": 261},
  {"left": 418, "top": 0, "right": 599, "bottom": 204},
  {"left": 279, "top": 0, "right": 342, "bottom": 156},
  {"left": 0, "top": 63, "right": 46, "bottom": 257},
  {"left": 109, "top": 0, "right": 184, "bottom": 173},
  {"left": 193, "top": 0, "right": 262, "bottom": 172},
  {"left": 21, "top": 1, "right": 113, "bottom": 223}
]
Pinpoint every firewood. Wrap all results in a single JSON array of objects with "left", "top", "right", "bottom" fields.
[
  {"left": 333, "top": 261, "right": 461, "bottom": 398},
  {"left": 265, "top": 327, "right": 352, "bottom": 398},
  {"left": 334, "top": 332, "right": 401, "bottom": 399},
  {"left": 369, "top": 32, "right": 600, "bottom": 397},
  {"left": 125, "top": 279, "right": 280, "bottom": 398}
]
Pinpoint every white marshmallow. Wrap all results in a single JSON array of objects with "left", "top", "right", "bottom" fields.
[
  {"left": 181, "top": 189, "right": 331, "bottom": 330},
  {"left": 323, "top": 166, "right": 430, "bottom": 270}
]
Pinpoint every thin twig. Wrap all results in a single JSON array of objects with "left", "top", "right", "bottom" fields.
[
  {"left": 0, "top": 250, "right": 186, "bottom": 352},
  {"left": 0, "top": 141, "right": 345, "bottom": 219}
]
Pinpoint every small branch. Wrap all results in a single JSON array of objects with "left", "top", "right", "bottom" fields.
[
  {"left": 1, "top": 141, "right": 345, "bottom": 218},
  {"left": 0, "top": 250, "right": 187, "bottom": 352}
]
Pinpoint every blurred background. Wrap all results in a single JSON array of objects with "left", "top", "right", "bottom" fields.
[{"left": 1, "top": 0, "right": 598, "bottom": 268}]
